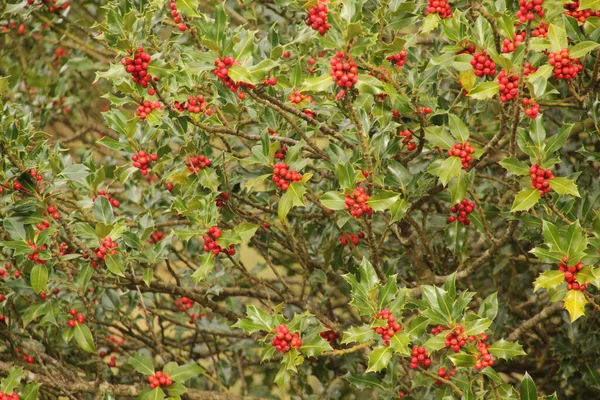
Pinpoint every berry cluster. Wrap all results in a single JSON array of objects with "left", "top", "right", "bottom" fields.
[
  {"left": 386, "top": 50, "right": 407, "bottom": 68},
  {"left": 532, "top": 21, "right": 549, "bottom": 38},
  {"left": 59, "top": 242, "right": 72, "bottom": 256},
  {"left": 339, "top": 232, "right": 365, "bottom": 246},
  {"left": 430, "top": 324, "right": 449, "bottom": 335},
  {"left": 330, "top": 52, "right": 359, "bottom": 88},
  {"left": 444, "top": 325, "right": 472, "bottom": 352},
  {"left": 132, "top": 150, "right": 158, "bottom": 175},
  {"left": 497, "top": 70, "right": 520, "bottom": 102},
  {"left": 35, "top": 220, "right": 51, "bottom": 233},
  {"left": 121, "top": 47, "right": 153, "bottom": 89},
  {"left": 272, "top": 162, "right": 302, "bottom": 191},
  {"left": 67, "top": 309, "right": 85, "bottom": 328},
  {"left": 564, "top": 0, "right": 600, "bottom": 22},
  {"left": 272, "top": 324, "right": 302, "bottom": 353},
  {"left": 148, "top": 371, "right": 172, "bottom": 389},
  {"left": 456, "top": 43, "right": 476, "bottom": 55},
  {"left": 175, "top": 296, "right": 194, "bottom": 312},
  {"left": 345, "top": 187, "right": 372, "bottom": 218},
  {"left": 372, "top": 309, "right": 402, "bottom": 346},
  {"left": 549, "top": 49, "right": 584, "bottom": 80},
  {"left": 305, "top": 3, "right": 331, "bottom": 35},
  {"left": 524, "top": 62, "right": 538, "bottom": 77},
  {"left": 470, "top": 51, "right": 496, "bottom": 77},
  {"left": 213, "top": 57, "right": 253, "bottom": 98},
  {"left": 0, "top": 392, "right": 19, "bottom": 400},
  {"left": 320, "top": 326, "right": 340, "bottom": 345},
  {"left": 409, "top": 346, "right": 431, "bottom": 369},
  {"left": 95, "top": 190, "right": 120, "bottom": 208},
  {"left": 502, "top": 31, "right": 525, "bottom": 53},
  {"left": 559, "top": 258, "right": 589, "bottom": 291},
  {"left": 474, "top": 334, "right": 494, "bottom": 369},
  {"left": 26, "top": 0, "right": 69, "bottom": 13},
  {"left": 425, "top": 0, "right": 452, "bottom": 18},
  {"left": 417, "top": 107, "right": 432, "bottom": 115},
  {"left": 202, "top": 227, "right": 236, "bottom": 256},
  {"left": 288, "top": 91, "right": 313, "bottom": 105},
  {"left": 447, "top": 142, "right": 475, "bottom": 169},
  {"left": 263, "top": 77, "right": 278, "bottom": 86},
  {"left": 136, "top": 100, "right": 161, "bottom": 120},
  {"left": 529, "top": 164, "right": 553, "bottom": 195},
  {"left": 174, "top": 95, "right": 211, "bottom": 114},
  {"left": 522, "top": 98, "right": 540, "bottom": 118},
  {"left": 216, "top": 192, "right": 230, "bottom": 207},
  {"left": 27, "top": 241, "right": 49, "bottom": 265},
  {"left": 436, "top": 367, "right": 457, "bottom": 385},
  {"left": 93, "top": 237, "right": 118, "bottom": 266},
  {"left": 399, "top": 129, "right": 417, "bottom": 151},
  {"left": 448, "top": 198, "right": 476, "bottom": 226},
  {"left": 147, "top": 230, "right": 165, "bottom": 244},
  {"left": 168, "top": 0, "right": 187, "bottom": 31},
  {"left": 274, "top": 145, "right": 287, "bottom": 160},
  {"left": 516, "top": 0, "right": 544, "bottom": 23},
  {"left": 185, "top": 155, "right": 212, "bottom": 173}
]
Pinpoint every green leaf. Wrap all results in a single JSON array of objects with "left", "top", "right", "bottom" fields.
[
  {"left": 421, "top": 13, "right": 440, "bottom": 34},
  {"left": 139, "top": 387, "right": 165, "bottom": 400},
  {"left": 143, "top": 268, "right": 153, "bottom": 286},
  {"left": 581, "top": 0, "right": 600, "bottom": 11},
  {"left": 22, "top": 303, "right": 45, "bottom": 328},
  {"left": 377, "top": 276, "right": 398, "bottom": 311},
  {"left": 0, "top": 367, "right": 23, "bottom": 393},
  {"left": 533, "top": 270, "right": 565, "bottom": 292},
  {"left": 520, "top": 373, "right": 538, "bottom": 400},
  {"left": 544, "top": 124, "right": 573, "bottom": 156},
  {"left": 488, "top": 339, "right": 526, "bottom": 360},
  {"left": 278, "top": 182, "right": 307, "bottom": 220},
  {"left": 569, "top": 41, "right": 600, "bottom": 58},
  {"left": 367, "top": 190, "right": 400, "bottom": 212},
  {"left": 448, "top": 170, "right": 472, "bottom": 205},
  {"left": 510, "top": 187, "right": 541, "bottom": 212},
  {"left": 529, "top": 117, "right": 546, "bottom": 147},
  {"left": 301, "top": 75, "right": 334, "bottom": 92},
  {"left": 61, "top": 164, "right": 91, "bottom": 182},
  {"left": 448, "top": 353, "right": 477, "bottom": 367},
  {"left": 423, "top": 334, "right": 447, "bottom": 352},
  {"left": 564, "top": 289, "right": 587, "bottom": 322},
  {"left": 548, "top": 177, "right": 580, "bottom": 197},
  {"left": 335, "top": 161, "right": 357, "bottom": 189},
  {"left": 321, "top": 191, "right": 346, "bottom": 210},
  {"left": 342, "top": 258, "right": 379, "bottom": 316},
  {"left": 191, "top": 252, "right": 215, "bottom": 283},
  {"left": 21, "top": 383, "right": 41, "bottom": 400},
  {"left": 93, "top": 196, "right": 114, "bottom": 224},
  {"left": 448, "top": 113, "right": 469, "bottom": 142},
  {"left": 128, "top": 352, "right": 155, "bottom": 376},
  {"left": 2, "top": 218, "right": 28, "bottom": 241},
  {"left": 463, "top": 318, "right": 492, "bottom": 336},
  {"left": 499, "top": 157, "right": 530, "bottom": 176},
  {"left": 548, "top": 24, "right": 568, "bottom": 53},
  {"left": 478, "top": 292, "right": 498, "bottom": 321},
  {"left": 105, "top": 254, "right": 125, "bottom": 277},
  {"left": 389, "top": 198, "right": 408, "bottom": 223},
  {"left": 342, "top": 325, "right": 376, "bottom": 344},
  {"left": 176, "top": 0, "right": 200, "bottom": 17},
  {"left": 468, "top": 82, "right": 500, "bottom": 100},
  {"left": 389, "top": 332, "right": 410, "bottom": 356},
  {"left": 366, "top": 346, "right": 393, "bottom": 373},
  {"left": 232, "top": 305, "right": 274, "bottom": 333},
  {"left": 30, "top": 264, "right": 48, "bottom": 294},
  {"left": 343, "top": 373, "right": 387, "bottom": 391},
  {"left": 438, "top": 156, "right": 463, "bottom": 186},
  {"left": 300, "top": 334, "right": 331, "bottom": 357},
  {"left": 74, "top": 323, "right": 96, "bottom": 353},
  {"left": 424, "top": 126, "right": 455, "bottom": 150},
  {"left": 168, "top": 363, "right": 204, "bottom": 383}
]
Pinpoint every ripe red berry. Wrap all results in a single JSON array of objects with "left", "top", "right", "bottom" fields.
[
  {"left": 470, "top": 50, "right": 496, "bottom": 77},
  {"left": 271, "top": 324, "right": 302, "bottom": 353},
  {"left": 449, "top": 199, "right": 476, "bottom": 226},
  {"left": 305, "top": 3, "right": 331, "bottom": 35},
  {"left": 272, "top": 162, "right": 302, "bottom": 191},
  {"left": 548, "top": 48, "right": 584, "bottom": 80},
  {"left": 529, "top": 164, "right": 554, "bottom": 195},
  {"left": 425, "top": 0, "right": 452, "bottom": 18},
  {"left": 330, "top": 52, "right": 359, "bottom": 88},
  {"left": 344, "top": 186, "right": 373, "bottom": 218},
  {"left": 386, "top": 49, "right": 407, "bottom": 69}
]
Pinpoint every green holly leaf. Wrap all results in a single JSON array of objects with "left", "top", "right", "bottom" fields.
[
  {"left": 548, "top": 177, "right": 580, "bottom": 197},
  {"left": 366, "top": 346, "right": 393, "bottom": 373},
  {"left": 468, "top": 82, "right": 500, "bottom": 100},
  {"left": 488, "top": 339, "right": 526, "bottom": 360},
  {"left": 30, "top": 264, "right": 48, "bottom": 294},
  {"left": 548, "top": 24, "right": 568, "bottom": 53},
  {"left": 302, "top": 75, "right": 334, "bottom": 92},
  {"left": 232, "top": 305, "right": 275, "bottom": 333},
  {"left": 342, "top": 258, "right": 379, "bottom": 316},
  {"left": 463, "top": 317, "right": 492, "bottom": 336},
  {"left": 0, "top": 367, "right": 23, "bottom": 394},
  {"left": 448, "top": 170, "right": 473, "bottom": 205},
  {"left": 191, "top": 252, "right": 214, "bottom": 283},
  {"left": 74, "top": 323, "right": 96, "bottom": 353},
  {"left": 300, "top": 332, "right": 331, "bottom": 357},
  {"left": 367, "top": 190, "right": 400, "bottom": 212},
  {"left": 320, "top": 191, "right": 346, "bottom": 210},
  {"left": 564, "top": 289, "right": 587, "bottom": 322},
  {"left": 533, "top": 270, "right": 565, "bottom": 292},
  {"left": 389, "top": 332, "right": 410, "bottom": 356},
  {"left": 278, "top": 182, "right": 307, "bottom": 220},
  {"left": 448, "top": 353, "right": 477, "bottom": 367},
  {"left": 500, "top": 157, "right": 530, "bottom": 176},
  {"left": 424, "top": 125, "right": 455, "bottom": 150},
  {"left": 105, "top": 254, "right": 125, "bottom": 277},
  {"left": 438, "top": 156, "right": 463, "bottom": 186},
  {"left": 448, "top": 113, "right": 469, "bottom": 142},
  {"left": 164, "top": 363, "right": 204, "bottom": 383},
  {"left": 520, "top": 373, "right": 538, "bottom": 400},
  {"left": 510, "top": 187, "right": 541, "bottom": 212},
  {"left": 128, "top": 351, "right": 155, "bottom": 376},
  {"left": 342, "top": 325, "right": 377, "bottom": 344}
]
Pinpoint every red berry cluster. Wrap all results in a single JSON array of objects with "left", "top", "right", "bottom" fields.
[
  {"left": 175, "top": 296, "right": 194, "bottom": 312},
  {"left": 474, "top": 334, "right": 494, "bottom": 369},
  {"left": 203, "top": 227, "right": 236, "bottom": 256},
  {"left": 121, "top": 47, "right": 152, "bottom": 89},
  {"left": 447, "top": 142, "right": 475, "bottom": 169},
  {"left": 27, "top": 241, "right": 48, "bottom": 265},
  {"left": 372, "top": 309, "right": 402, "bottom": 346},
  {"left": 532, "top": 21, "right": 549, "bottom": 38},
  {"left": 339, "top": 232, "right": 365, "bottom": 246},
  {"left": 529, "top": 164, "right": 553, "bottom": 195},
  {"left": 168, "top": 0, "right": 187, "bottom": 31},
  {"left": 263, "top": 77, "right": 277, "bottom": 86},
  {"left": 93, "top": 237, "right": 118, "bottom": 266},
  {"left": 305, "top": 3, "right": 331, "bottom": 35},
  {"left": 59, "top": 242, "right": 72, "bottom": 256},
  {"left": 417, "top": 107, "right": 432, "bottom": 114},
  {"left": 272, "top": 324, "right": 302, "bottom": 353},
  {"left": 148, "top": 371, "right": 172, "bottom": 389},
  {"left": 344, "top": 187, "right": 372, "bottom": 218},
  {"left": 35, "top": 220, "right": 50, "bottom": 233},
  {"left": 45, "top": 205, "right": 60, "bottom": 220},
  {"left": 136, "top": 100, "right": 162, "bottom": 120},
  {"left": 497, "top": 70, "right": 520, "bottom": 102},
  {"left": 522, "top": 98, "right": 540, "bottom": 118},
  {"left": 444, "top": 325, "right": 472, "bottom": 352},
  {"left": 386, "top": 50, "right": 407, "bottom": 68},
  {"left": 524, "top": 62, "right": 538, "bottom": 77},
  {"left": 549, "top": 49, "right": 584, "bottom": 80},
  {"left": 516, "top": 0, "right": 544, "bottom": 23},
  {"left": 185, "top": 155, "right": 212, "bottom": 173},
  {"left": 320, "top": 326, "right": 340, "bottom": 345},
  {"left": 67, "top": 309, "right": 85, "bottom": 328},
  {"left": 147, "top": 230, "right": 165, "bottom": 244},
  {"left": 288, "top": 91, "right": 313, "bottom": 105},
  {"left": 23, "top": 356, "right": 35, "bottom": 364},
  {"left": 448, "top": 198, "right": 476, "bottom": 226},
  {"left": 95, "top": 190, "right": 120, "bottom": 208},
  {"left": 26, "top": 0, "right": 69, "bottom": 13},
  {"left": 330, "top": 52, "right": 359, "bottom": 88},
  {"left": 436, "top": 367, "right": 457, "bottom": 385},
  {"left": 272, "top": 162, "right": 302, "bottom": 191},
  {"left": 174, "top": 95, "right": 211, "bottom": 114},
  {"left": 0, "top": 392, "right": 19, "bottom": 400},
  {"left": 274, "top": 145, "right": 287, "bottom": 160},
  {"left": 216, "top": 192, "right": 230, "bottom": 207},
  {"left": 430, "top": 324, "right": 449, "bottom": 335},
  {"left": 559, "top": 258, "right": 589, "bottom": 291},
  {"left": 564, "top": 0, "right": 600, "bottom": 22},
  {"left": 213, "top": 57, "right": 253, "bottom": 98},
  {"left": 456, "top": 43, "right": 476, "bottom": 55},
  {"left": 502, "top": 31, "right": 525, "bottom": 53},
  {"left": 425, "top": 0, "right": 452, "bottom": 18},
  {"left": 399, "top": 129, "right": 417, "bottom": 151},
  {"left": 132, "top": 150, "right": 158, "bottom": 175},
  {"left": 470, "top": 51, "right": 496, "bottom": 77},
  {"left": 409, "top": 346, "right": 431, "bottom": 369}
]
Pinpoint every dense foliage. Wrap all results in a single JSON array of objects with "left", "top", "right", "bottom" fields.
[{"left": 1, "top": 0, "right": 600, "bottom": 399}]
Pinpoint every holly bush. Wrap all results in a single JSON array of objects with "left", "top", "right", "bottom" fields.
[{"left": 1, "top": 0, "right": 600, "bottom": 399}]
